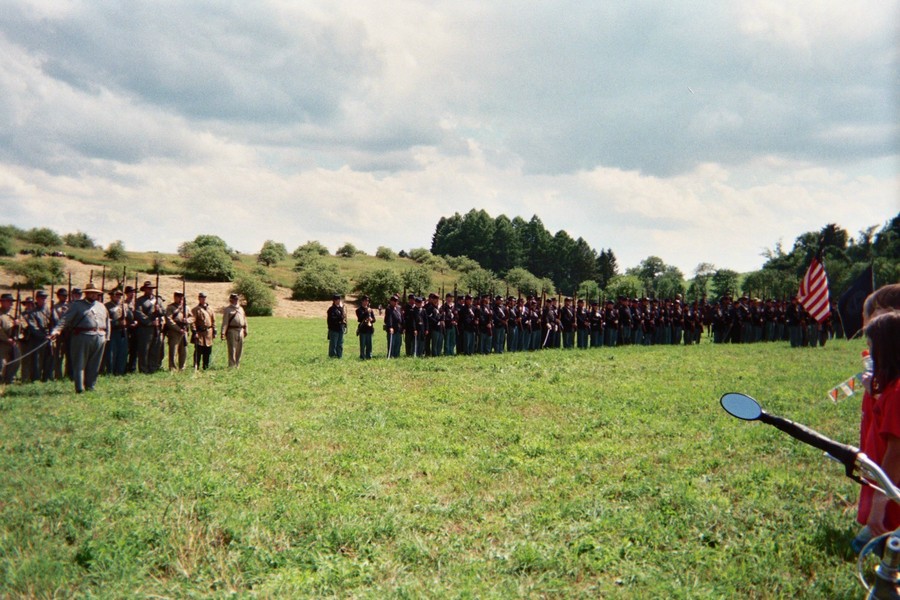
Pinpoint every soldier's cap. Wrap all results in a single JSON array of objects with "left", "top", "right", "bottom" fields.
[
  {"left": 230, "top": 293, "right": 239, "bottom": 299},
  {"left": 57, "top": 288, "right": 68, "bottom": 296},
  {"left": 82, "top": 283, "right": 103, "bottom": 295},
  {"left": 140, "top": 280, "right": 155, "bottom": 290},
  {"left": 332, "top": 294, "right": 342, "bottom": 300},
  {"left": 23, "top": 296, "right": 34, "bottom": 303},
  {"left": 407, "top": 293, "right": 415, "bottom": 299},
  {"left": 112, "top": 289, "right": 124, "bottom": 296},
  {"left": 174, "top": 291, "right": 184, "bottom": 297},
  {"left": 428, "top": 293, "right": 438, "bottom": 299},
  {"left": 414, "top": 296, "right": 423, "bottom": 303},
  {"left": 198, "top": 291, "right": 207, "bottom": 297},
  {"left": 495, "top": 295, "right": 502, "bottom": 301},
  {"left": 36, "top": 290, "right": 48, "bottom": 298},
  {"left": 124, "top": 286, "right": 134, "bottom": 293},
  {"left": 360, "top": 294, "right": 369, "bottom": 301},
  {"left": 0, "top": 293, "right": 13, "bottom": 301},
  {"left": 464, "top": 294, "right": 472, "bottom": 300},
  {"left": 445, "top": 292, "right": 454, "bottom": 298},
  {"left": 389, "top": 295, "right": 399, "bottom": 302},
  {"left": 71, "top": 287, "right": 82, "bottom": 294}
]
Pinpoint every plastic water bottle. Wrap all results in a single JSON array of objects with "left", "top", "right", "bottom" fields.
[{"left": 862, "top": 350, "right": 874, "bottom": 374}]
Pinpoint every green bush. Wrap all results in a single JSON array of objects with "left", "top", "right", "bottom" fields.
[
  {"left": 401, "top": 265, "right": 432, "bottom": 295},
  {"left": 63, "top": 231, "right": 97, "bottom": 249},
  {"left": 0, "top": 234, "right": 13, "bottom": 257},
  {"left": 291, "top": 264, "right": 349, "bottom": 300},
  {"left": 232, "top": 276, "right": 277, "bottom": 316},
  {"left": 355, "top": 268, "right": 403, "bottom": 307},
  {"left": 293, "top": 240, "right": 329, "bottom": 258},
  {"left": 375, "top": 246, "right": 397, "bottom": 261},
  {"left": 460, "top": 268, "right": 497, "bottom": 296},
  {"left": 257, "top": 240, "right": 288, "bottom": 267},
  {"left": 26, "top": 227, "right": 62, "bottom": 248},
  {"left": 336, "top": 242, "right": 362, "bottom": 258},
  {"left": 8, "top": 257, "right": 65, "bottom": 288},
  {"left": 445, "top": 255, "right": 481, "bottom": 273},
  {"left": 184, "top": 246, "right": 235, "bottom": 282},
  {"left": 178, "top": 234, "right": 233, "bottom": 259},
  {"left": 407, "top": 247, "right": 433, "bottom": 263},
  {"left": 104, "top": 240, "right": 126, "bottom": 261}
]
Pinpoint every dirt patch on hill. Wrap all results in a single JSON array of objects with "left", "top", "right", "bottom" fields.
[{"left": 0, "top": 257, "right": 334, "bottom": 318}]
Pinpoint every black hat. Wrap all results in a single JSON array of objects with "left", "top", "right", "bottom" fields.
[
  {"left": 198, "top": 291, "right": 207, "bottom": 297},
  {"left": 389, "top": 294, "right": 399, "bottom": 302},
  {"left": 174, "top": 291, "right": 184, "bottom": 297},
  {"left": 57, "top": 288, "right": 68, "bottom": 296},
  {"left": 124, "top": 286, "right": 134, "bottom": 293},
  {"left": 36, "top": 290, "right": 48, "bottom": 298},
  {"left": 332, "top": 294, "right": 342, "bottom": 300},
  {"left": 140, "top": 280, "right": 155, "bottom": 290},
  {"left": 71, "top": 287, "right": 83, "bottom": 294},
  {"left": 0, "top": 293, "right": 13, "bottom": 301},
  {"left": 414, "top": 296, "right": 423, "bottom": 303},
  {"left": 360, "top": 295, "right": 370, "bottom": 301},
  {"left": 464, "top": 294, "right": 472, "bottom": 300},
  {"left": 23, "top": 296, "right": 34, "bottom": 304},
  {"left": 407, "top": 293, "right": 415, "bottom": 299},
  {"left": 229, "top": 293, "right": 239, "bottom": 299}
]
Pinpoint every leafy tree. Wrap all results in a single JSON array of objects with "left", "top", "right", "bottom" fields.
[
  {"left": 445, "top": 255, "right": 481, "bottom": 273},
  {"left": 291, "top": 264, "right": 349, "bottom": 300},
  {"left": 184, "top": 246, "right": 235, "bottom": 281},
  {"left": 179, "top": 234, "right": 232, "bottom": 258},
  {"left": 26, "top": 227, "right": 62, "bottom": 248},
  {"left": 257, "top": 240, "right": 288, "bottom": 266},
  {"left": 505, "top": 267, "right": 541, "bottom": 297},
  {"left": 460, "top": 268, "right": 498, "bottom": 296},
  {"left": 605, "top": 274, "right": 642, "bottom": 300},
  {"left": 355, "top": 268, "right": 403, "bottom": 307},
  {"left": 569, "top": 238, "right": 599, "bottom": 290},
  {"left": 0, "top": 234, "right": 13, "bottom": 257},
  {"left": 8, "top": 257, "right": 65, "bottom": 288},
  {"left": 710, "top": 269, "right": 740, "bottom": 299},
  {"left": 655, "top": 266, "right": 685, "bottom": 299},
  {"left": 521, "top": 215, "right": 554, "bottom": 278},
  {"left": 690, "top": 263, "right": 716, "bottom": 298},
  {"left": 336, "top": 242, "right": 362, "bottom": 258},
  {"left": 577, "top": 280, "right": 601, "bottom": 302},
  {"left": 104, "top": 240, "right": 126, "bottom": 261},
  {"left": 407, "top": 248, "right": 433, "bottom": 263},
  {"left": 232, "top": 275, "right": 277, "bottom": 316},
  {"left": 375, "top": 246, "right": 397, "bottom": 261},
  {"left": 0, "top": 225, "right": 25, "bottom": 240},
  {"left": 293, "top": 252, "right": 324, "bottom": 272},
  {"left": 538, "top": 278, "right": 557, "bottom": 296},
  {"left": 63, "top": 231, "right": 96, "bottom": 249},
  {"left": 489, "top": 214, "right": 522, "bottom": 274},
  {"left": 401, "top": 265, "right": 432, "bottom": 295},
  {"left": 635, "top": 256, "right": 666, "bottom": 295},
  {"left": 292, "top": 240, "right": 329, "bottom": 258}
]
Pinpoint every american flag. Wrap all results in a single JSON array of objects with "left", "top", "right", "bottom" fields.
[{"left": 798, "top": 256, "right": 831, "bottom": 323}]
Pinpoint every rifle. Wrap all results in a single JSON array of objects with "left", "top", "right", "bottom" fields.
[
  {"left": 100, "top": 266, "right": 106, "bottom": 302},
  {"left": 89, "top": 269, "right": 93, "bottom": 285},
  {"left": 122, "top": 266, "right": 127, "bottom": 292},
  {"left": 67, "top": 272, "right": 71, "bottom": 298},
  {"left": 182, "top": 276, "right": 188, "bottom": 346}
]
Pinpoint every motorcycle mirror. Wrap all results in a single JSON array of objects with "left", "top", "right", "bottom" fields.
[{"left": 720, "top": 393, "right": 762, "bottom": 421}]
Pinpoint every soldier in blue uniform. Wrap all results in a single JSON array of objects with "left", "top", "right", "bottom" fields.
[
  {"left": 326, "top": 294, "right": 346, "bottom": 358},
  {"left": 355, "top": 295, "right": 375, "bottom": 360},
  {"left": 384, "top": 295, "right": 403, "bottom": 358}
]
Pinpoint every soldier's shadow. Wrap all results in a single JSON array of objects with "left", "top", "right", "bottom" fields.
[{"left": 0, "top": 384, "right": 72, "bottom": 397}]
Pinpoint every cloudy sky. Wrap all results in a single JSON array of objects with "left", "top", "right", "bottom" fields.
[{"left": 1, "top": 1, "right": 897, "bottom": 275}]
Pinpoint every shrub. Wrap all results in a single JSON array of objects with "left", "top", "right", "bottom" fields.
[
  {"left": 336, "top": 242, "right": 362, "bottom": 258},
  {"left": 0, "top": 234, "right": 13, "bottom": 257},
  {"left": 179, "top": 234, "right": 232, "bottom": 259},
  {"left": 460, "top": 268, "right": 498, "bottom": 296},
  {"left": 355, "top": 269, "right": 403, "bottom": 307},
  {"left": 293, "top": 252, "right": 325, "bottom": 272},
  {"left": 26, "top": 227, "right": 62, "bottom": 248},
  {"left": 257, "top": 240, "right": 288, "bottom": 267},
  {"left": 291, "top": 264, "right": 349, "bottom": 300},
  {"left": 401, "top": 266, "right": 432, "bottom": 295},
  {"left": 104, "top": 240, "right": 126, "bottom": 261},
  {"left": 184, "top": 246, "right": 235, "bottom": 282},
  {"left": 63, "top": 231, "right": 96, "bottom": 249},
  {"left": 232, "top": 276, "right": 277, "bottom": 316},
  {"left": 293, "top": 240, "right": 329, "bottom": 258},
  {"left": 375, "top": 246, "right": 396, "bottom": 261},
  {"left": 8, "top": 257, "right": 65, "bottom": 288},
  {"left": 445, "top": 255, "right": 481, "bottom": 273},
  {"left": 407, "top": 247, "right": 433, "bottom": 263}
]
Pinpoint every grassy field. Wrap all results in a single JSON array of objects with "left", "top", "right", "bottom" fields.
[{"left": 0, "top": 320, "right": 870, "bottom": 598}]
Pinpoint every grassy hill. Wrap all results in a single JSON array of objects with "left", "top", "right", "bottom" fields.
[{"left": 0, "top": 320, "right": 869, "bottom": 598}]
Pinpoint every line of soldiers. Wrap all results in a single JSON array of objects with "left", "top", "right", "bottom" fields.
[
  {"left": 353, "top": 292, "right": 835, "bottom": 359},
  {"left": 0, "top": 280, "right": 249, "bottom": 391}
]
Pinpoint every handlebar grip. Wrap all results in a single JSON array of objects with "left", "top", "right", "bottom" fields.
[{"left": 759, "top": 411, "right": 858, "bottom": 467}]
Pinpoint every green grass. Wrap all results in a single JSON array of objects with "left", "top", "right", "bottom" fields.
[{"left": 0, "top": 321, "right": 869, "bottom": 598}]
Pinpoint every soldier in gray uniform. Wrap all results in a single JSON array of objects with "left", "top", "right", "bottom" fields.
[
  {"left": 22, "top": 291, "right": 53, "bottom": 382},
  {"left": 51, "top": 288, "right": 70, "bottom": 380},
  {"left": 133, "top": 281, "right": 163, "bottom": 374},
  {"left": 50, "top": 283, "right": 109, "bottom": 393},
  {"left": 104, "top": 289, "right": 128, "bottom": 375}
]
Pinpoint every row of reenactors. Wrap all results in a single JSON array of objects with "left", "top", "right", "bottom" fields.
[
  {"left": 335, "top": 293, "right": 834, "bottom": 359},
  {"left": 0, "top": 280, "right": 248, "bottom": 392}
]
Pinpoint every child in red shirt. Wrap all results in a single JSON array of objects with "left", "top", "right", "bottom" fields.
[{"left": 857, "top": 312, "right": 900, "bottom": 536}]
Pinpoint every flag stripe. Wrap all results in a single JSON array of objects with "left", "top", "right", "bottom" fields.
[{"left": 798, "top": 257, "right": 831, "bottom": 323}]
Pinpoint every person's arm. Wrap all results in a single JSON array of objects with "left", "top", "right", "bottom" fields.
[{"left": 867, "top": 435, "right": 900, "bottom": 536}]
